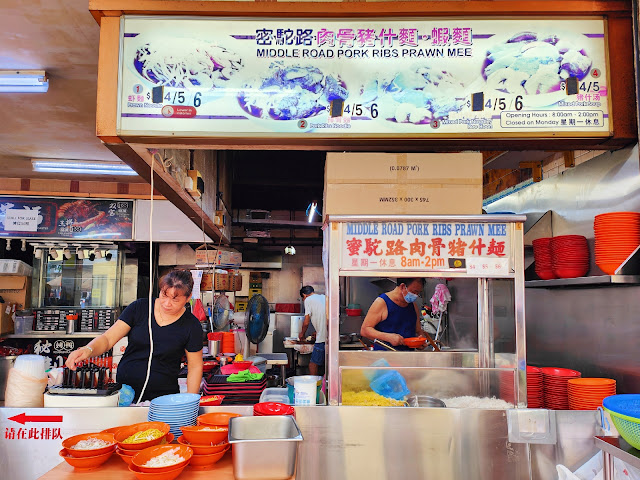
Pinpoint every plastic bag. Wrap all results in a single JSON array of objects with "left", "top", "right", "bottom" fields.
[
  {"left": 118, "top": 384, "right": 135, "bottom": 407},
  {"left": 192, "top": 299, "right": 206, "bottom": 322},
  {"left": 4, "top": 368, "right": 48, "bottom": 407},
  {"left": 557, "top": 452, "right": 640, "bottom": 480}
]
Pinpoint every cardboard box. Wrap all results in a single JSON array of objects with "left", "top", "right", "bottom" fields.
[
  {"left": 235, "top": 301, "right": 247, "bottom": 312},
  {"left": 248, "top": 288, "right": 262, "bottom": 297},
  {"left": 0, "top": 276, "right": 31, "bottom": 309},
  {"left": 324, "top": 152, "right": 482, "bottom": 215},
  {"left": 230, "top": 273, "right": 243, "bottom": 292},
  {"left": 214, "top": 273, "right": 229, "bottom": 291},
  {"left": 0, "top": 302, "right": 17, "bottom": 335},
  {"left": 325, "top": 152, "right": 482, "bottom": 185},
  {"left": 0, "top": 260, "right": 33, "bottom": 276},
  {"left": 195, "top": 247, "right": 242, "bottom": 267},
  {"left": 201, "top": 273, "right": 214, "bottom": 291},
  {"left": 324, "top": 183, "right": 482, "bottom": 215}
]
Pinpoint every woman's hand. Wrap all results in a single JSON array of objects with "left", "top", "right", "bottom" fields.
[
  {"left": 387, "top": 334, "right": 405, "bottom": 346},
  {"left": 65, "top": 347, "right": 90, "bottom": 370}
]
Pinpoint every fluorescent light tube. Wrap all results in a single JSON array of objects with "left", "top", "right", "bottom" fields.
[
  {"left": 308, "top": 202, "right": 317, "bottom": 223},
  {"left": 0, "top": 70, "right": 48, "bottom": 93},
  {"left": 32, "top": 159, "right": 137, "bottom": 176}
]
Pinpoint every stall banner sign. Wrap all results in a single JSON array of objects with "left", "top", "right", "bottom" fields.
[
  {"left": 0, "top": 197, "right": 134, "bottom": 240},
  {"left": 340, "top": 221, "right": 511, "bottom": 273},
  {"left": 118, "top": 16, "right": 609, "bottom": 138},
  {"left": 0, "top": 336, "right": 109, "bottom": 370}
]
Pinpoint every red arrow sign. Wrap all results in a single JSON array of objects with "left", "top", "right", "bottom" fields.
[{"left": 8, "top": 413, "right": 63, "bottom": 425}]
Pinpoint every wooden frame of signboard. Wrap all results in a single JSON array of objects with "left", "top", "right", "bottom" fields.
[
  {"left": 91, "top": 0, "right": 636, "bottom": 151},
  {"left": 90, "top": 1, "right": 637, "bottom": 243}
]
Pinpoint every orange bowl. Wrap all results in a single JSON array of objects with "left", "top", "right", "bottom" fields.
[
  {"left": 119, "top": 433, "right": 175, "bottom": 456},
  {"left": 404, "top": 337, "right": 426, "bottom": 349},
  {"left": 116, "top": 448, "right": 135, "bottom": 465},
  {"left": 132, "top": 445, "right": 193, "bottom": 473},
  {"left": 59, "top": 448, "right": 114, "bottom": 470},
  {"left": 128, "top": 461, "right": 187, "bottom": 480},
  {"left": 197, "top": 412, "right": 241, "bottom": 427},
  {"left": 188, "top": 447, "right": 230, "bottom": 469},
  {"left": 180, "top": 425, "right": 228, "bottom": 445},
  {"left": 100, "top": 426, "right": 125, "bottom": 436},
  {"left": 177, "top": 435, "right": 229, "bottom": 455},
  {"left": 61, "top": 433, "right": 116, "bottom": 458},
  {"left": 115, "top": 422, "right": 171, "bottom": 450}
]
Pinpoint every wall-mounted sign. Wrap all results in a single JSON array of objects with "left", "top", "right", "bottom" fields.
[
  {"left": 339, "top": 221, "right": 512, "bottom": 273},
  {"left": 118, "top": 16, "right": 609, "bottom": 138},
  {"left": 0, "top": 197, "right": 134, "bottom": 240}
]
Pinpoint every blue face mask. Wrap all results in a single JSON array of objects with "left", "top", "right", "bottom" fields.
[{"left": 403, "top": 287, "right": 419, "bottom": 303}]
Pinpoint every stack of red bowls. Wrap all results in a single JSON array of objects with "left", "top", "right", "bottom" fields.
[
  {"left": 527, "top": 366, "right": 544, "bottom": 408},
  {"left": 253, "top": 402, "right": 294, "bottom": 416},
  {"left": 532, "top": 238, "right": 555, "bottom": 280},
  {"left": 594, "top": 212, "right": 640, "bottom": 275},
  {"left": 568, "top": 378, "right": 616, "bottom": 410},
  {"left": 542, "top": 367, "right": 581, "bottom": 410},
  {"left": 497, "top": 366, "right": 544, "bottom": 407},
  {"left": 550, "top": 235, "right": 589, "bottom": 278}
]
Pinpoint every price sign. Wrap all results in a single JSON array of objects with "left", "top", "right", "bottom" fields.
[{"left": 466, "top": 257, "right": 509, "bottom": 275}]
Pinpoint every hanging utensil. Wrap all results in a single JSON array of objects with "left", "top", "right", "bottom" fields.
[{"left": 373, "top": 339, "right": 397, "bottom": 351}]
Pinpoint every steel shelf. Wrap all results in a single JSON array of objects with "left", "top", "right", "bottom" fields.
[{"left": 525, "top": 275, "right": 640, "bottom": 288}]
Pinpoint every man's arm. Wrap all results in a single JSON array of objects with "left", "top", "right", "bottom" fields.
[
  {"left": 360, "top": 298, "right": 404, "bottom": 346},
  {"left": 299, "top": 314, "right": 311, "bottom": 341}
]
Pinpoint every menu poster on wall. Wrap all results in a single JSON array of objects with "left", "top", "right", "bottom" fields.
[
  {"left": 118, "top": 16, "right": 609, "bottom": 138},
  {"left": 0, "top": 197, "right": 134, "bottom": 240},
  {"left": 340, "top": 221, "right": 512, "bottom": 273}
]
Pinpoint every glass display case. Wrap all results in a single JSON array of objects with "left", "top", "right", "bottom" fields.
[
  {"left": 34, "top": 248, "right": 122, "bottom": 308},
  {"left": 326, "top": 215, "right": 527, "bottom": 407}
]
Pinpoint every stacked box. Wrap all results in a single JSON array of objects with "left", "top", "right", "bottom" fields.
[{"left": 324, "top": 152, "right": 483, "bottom": 215}]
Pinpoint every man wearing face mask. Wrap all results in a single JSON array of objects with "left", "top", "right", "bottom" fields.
[{"left": 361, "top": 277, "right": 429, "bottom": 350}]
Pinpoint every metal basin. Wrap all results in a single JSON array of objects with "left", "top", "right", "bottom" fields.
[
  {"left": 229, "top": 415, "right": 303, "bottom": 480},
  {"left": 407, "top": 395, "right": 446, "bottom": 408}
]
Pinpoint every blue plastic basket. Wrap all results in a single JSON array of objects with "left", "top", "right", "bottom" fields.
[{"left": 603, "top": 395, "right": 640, "bottom": 449}]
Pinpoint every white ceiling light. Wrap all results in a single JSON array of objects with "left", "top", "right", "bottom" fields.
[
  {"left": 284, "top": 245, "right": 296, "bottom": 255},
  {"left": 0, "top": 70, "right": 49, "bottom": 93},
  {"left": 76, "top": 247, "right": 84, "bottom": 260},
  {"left": 32, "top": 159, "right": 137, "bottom": 176}
]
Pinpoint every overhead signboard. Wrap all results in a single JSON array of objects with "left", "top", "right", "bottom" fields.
[
  {"left": 339, "top": 221, "right": 512, "bottom": 274},
  {"left": 0, "top": 197, "right": 134, "bottom": 240},
  {"left": 117, "top": 16, "right": 610, "bottom": 139}
]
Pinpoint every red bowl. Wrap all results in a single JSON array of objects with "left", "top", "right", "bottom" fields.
[
  {"left": 404, "top": 337, "right": 427, "bottom": 348},
  {"left": 253, "top": 402, "right": 295, "bottom": 416},
  {"left": 199, "top": 395, "right": 225, "bottom": 406},
  {"left": 346, "top": 308, "right": 362, "bottom": 316},
  {"left": 59, "top": 448, "right": 114, "bottom": 470},
  {"left": 132, "top": 445, "right": 193, "bottom": 473},
  {"left": 61, "top": 433, "right": 116, "bottom": 458},
  {"left": 541, "top": 367, "right": 581, "bottom": 377},
  {"left": 233, "top": 361, "right": 253, "bottom": 370}
]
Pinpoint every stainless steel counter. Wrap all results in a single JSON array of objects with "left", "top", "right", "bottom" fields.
[{"left": 0, "top": 406, "right": 603, "bottom": 480}]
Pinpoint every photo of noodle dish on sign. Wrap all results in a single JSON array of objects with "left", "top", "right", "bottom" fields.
[
  {"left": 480, "top": 30, "right": 596, "bottom": 107},
  {"left": 237, "top": 62, "right": 349, "bottom": 122},
  {"left": 357, "top": 66, "right": 467, "bottom": 125},
  {"left": 130, "top": 35, "right": 243, "bottom": 94}
]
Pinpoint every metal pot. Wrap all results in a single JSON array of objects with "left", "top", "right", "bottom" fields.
[{"left": 407, "top": 395, "right": 446, "bottom": 408}]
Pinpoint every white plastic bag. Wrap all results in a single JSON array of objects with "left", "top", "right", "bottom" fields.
[
  {"left": 557, "top": 452, "right": 640, "bottom": 480},
  {"left": 4, "top": 367, "right": 48, "bottom": 407}
]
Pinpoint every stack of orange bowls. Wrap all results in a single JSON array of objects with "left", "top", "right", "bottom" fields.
[
  {"left": 568, "top": 378, "right": 616, "bottom": 410},
  {"left": 221, "top": 331, "right": 235, "bottom": 354},
  {"left": 542, "top": 367, "right": 581, "bottom": 410},
  {"left": 594, "top": 212, "right": 640, "bottom": 274},
  {"left": 177, "top": 425, "right": 230, "bottom": 470}
]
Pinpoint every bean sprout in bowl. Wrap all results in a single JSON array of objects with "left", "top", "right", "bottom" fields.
[
  {"left": 61, "top": 433, "right": 116, "bottom": 458},
  {"left": 132, "top": 445, "right": 193, "bottom": 473},
  {"left": 59, "top": 448, "right": 115, "bottom": 470}
]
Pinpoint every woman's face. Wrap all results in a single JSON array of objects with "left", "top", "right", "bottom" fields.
[{"left": 159, "top": 287, "right": 189, "bottom": 315}]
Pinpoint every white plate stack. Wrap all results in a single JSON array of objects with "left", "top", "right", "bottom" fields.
[{"left": 147, "top": 393, "right": 200, "bottom": 438}]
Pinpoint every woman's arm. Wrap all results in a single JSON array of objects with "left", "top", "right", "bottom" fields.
[
  {"left": 185, "top": 349, "right": 203, "bottom": 394},
  {"left": 65, "top": 320, "right": 131, "bottom": 370}
]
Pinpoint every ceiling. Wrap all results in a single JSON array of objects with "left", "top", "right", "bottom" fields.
[{"left": 0, "top": 0, "right": 121, "bottom": 179}]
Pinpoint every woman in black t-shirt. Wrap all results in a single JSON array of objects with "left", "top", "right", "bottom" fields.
[{"left": 66, "top": 270, "right": 203, "bottom": 402}]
